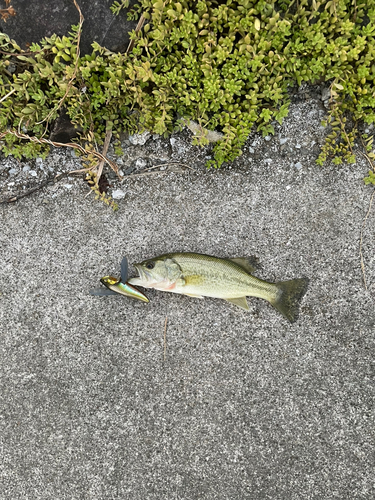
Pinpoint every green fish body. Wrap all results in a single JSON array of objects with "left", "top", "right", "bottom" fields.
[{"left": 128, "top": 252, "right": 308, "bottom": 322}]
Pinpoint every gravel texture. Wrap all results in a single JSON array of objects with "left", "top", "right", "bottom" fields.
[{"left": 1, "top": 86, "right": 375, "bottom": 499}]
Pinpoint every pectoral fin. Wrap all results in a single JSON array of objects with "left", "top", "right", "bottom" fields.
[
  {"left": 229, "top": 257, "right": 260, "bottom": 274},
  {"left": 225, "top": 296, "right": 249, "bottom": 310}
]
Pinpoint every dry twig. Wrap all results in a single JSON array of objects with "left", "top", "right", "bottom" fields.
[
  {"left": 163, "top": 316, "right": 168, "bottom": 362},
  {"left": 96, "top": 128, "right": 112, "bottom": 182},
  {"left": 0, "top": 130, "right": 120, "bottom": 175},
  {"left": 0, "top": 171, "right": 74, "bottom": 204},
  {"left": 126, "top": 14, "right": 146, "bottom": 55}
]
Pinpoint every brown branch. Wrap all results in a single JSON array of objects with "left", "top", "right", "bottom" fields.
[{"left": 126, "top": 14, "right": 146, "bottom": 54}]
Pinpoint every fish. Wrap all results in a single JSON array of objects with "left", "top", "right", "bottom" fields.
[
  {"left": 90, "top": 256, "right": 149, "bottom": 303},
  {"left": 128, "top": 252, "right": 308, "bottom": 322}
]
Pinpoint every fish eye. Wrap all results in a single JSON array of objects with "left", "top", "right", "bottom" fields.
[{"left": 145, "top": 261, "right": 155, "bottom": 270}]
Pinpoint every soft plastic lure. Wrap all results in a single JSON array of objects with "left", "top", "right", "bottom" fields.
[{"left": 90, "top": 256, "right": 149, "bottom": 303}]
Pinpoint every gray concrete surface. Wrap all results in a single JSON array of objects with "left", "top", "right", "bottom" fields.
[{"left": 1, "top": 88, "right": 375, "bottom": 499}]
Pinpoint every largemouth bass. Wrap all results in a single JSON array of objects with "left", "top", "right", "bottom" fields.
[
  {"left": 128, "top": 252, "right": 308, "bottom": 322},
  {"left": 90, "top": 256, "right": 149, "bottom": 302}
]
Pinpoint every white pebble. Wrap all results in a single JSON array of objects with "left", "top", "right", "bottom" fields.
[
  {"left": 295, "top": 162, "right": 302, "bottom": 170},
  {"left": 136, "top": 158, "right": 147, "bottom": 169},
  {"left": 279, "top": 138, "right": 288, "bottom": 145},
  {"left": 29, "top": 170, "right": 37, "bottom": 177},
  {"left": 128, "top": 131, "right": 151, "bottom": 145},
  {"left": 112, "top": 189, "right": 125, "bottom": 200}
]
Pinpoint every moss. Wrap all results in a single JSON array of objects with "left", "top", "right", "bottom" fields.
[{"left": 0, "top": 0, "right": 375, "bottom": 170}]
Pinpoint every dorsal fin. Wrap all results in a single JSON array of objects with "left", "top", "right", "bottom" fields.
[
  {"left": 225, "top": 297, "right": 249, "bottom": 310},
  {"left": 229, "top": 257, "right": 260, "bottom": 274}
]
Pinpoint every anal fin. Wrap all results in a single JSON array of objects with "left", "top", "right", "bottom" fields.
[
  {"left": 225, "top": 296, "right": 249, "bottom": 310},
  {"left": 184, "top": 293, "right": 204, "bottom": 299}
]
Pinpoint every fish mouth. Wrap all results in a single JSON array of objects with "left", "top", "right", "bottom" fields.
[
  {"left": 133, "top": 264, "right": 144, "bottom": 279},
  {"left": 130, "top": 263, "right": 151, "bottom": 284}
]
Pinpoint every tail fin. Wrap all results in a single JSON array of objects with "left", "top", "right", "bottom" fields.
[{"left": 271, "top": 278, "right": 309, "bottom": 323}]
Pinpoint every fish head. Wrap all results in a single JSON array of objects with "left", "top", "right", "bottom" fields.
[{"left": 130, "top": 256, "right": 183, "bottom": 290}]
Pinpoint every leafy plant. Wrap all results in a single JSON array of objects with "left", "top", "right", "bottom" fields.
[{"left": 0, "top": 0, "right": 374, "bottom": 171}]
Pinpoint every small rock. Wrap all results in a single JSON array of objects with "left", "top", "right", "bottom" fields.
[
  {"left": 35, "top": 158, "right": 43, "bottom": 167},
  {"left": 170, "top": 137, "right": 177, "bottom": 147},
  {"left": 8, "top": 181, "right": 15, "bottom": 186},
  {"left": 23, "top": 165, "right": 30, "bottom": 172},
  {"left": 42, "top": 199, "right": 49, "bottom": 204},
  {"left": 295, "top": 162, "right": 303, "bottom": 170},
  {"left": 184, "top": 120, "right": 223, "bottom": 142},
  {"left": 8, "top": 168, "right": 17, "bottom": 176},
  {"left": 124, "top": 166, "right": 135, "bottom": 175},
  {"left": 264, "top": 159, "right": 273, "bottom": 164},
  {"left": 280, "top": 144, "right": 288, "bottom": 151},
  {"left": 279, "top": 138, "right": 288, "bottom": 145},
  {"left": 264, "top": 136, "right": 271, "bottom": 141},
  {"left": 295, "top": 144, "right": 301, "bottom": 149},
  {"left": 135, "top": 158, "right": 148, "bottom": 169},
  {"left": 128, "top": 131, "right": 151, "bottom": 146},
  {"left": 286, "top": 185, "right": 291, "bottom": 190},
  {"left": 112, "top": 189, "right": 126, "bottom": 200},
  {"left": 29, "top": 170, "right": 37, "bottom": 177},
  {"left": 64, "top": 184, "right": 73, "bottom": 189},
  {"left": 321, "top": 87, "right": 331, "bottom": 102},
  {"left": 249, "top": 147, "right": 255, "bottom": 154}
]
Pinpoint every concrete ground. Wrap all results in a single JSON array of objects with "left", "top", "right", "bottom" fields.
[{"left": 1, "top": 88, "right": 375, "bottom": 499}]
